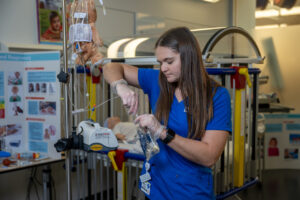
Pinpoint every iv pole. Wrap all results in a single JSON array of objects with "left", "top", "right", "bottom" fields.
[{"left": 62, "top": 0, "right": 72, "bottom": 199}]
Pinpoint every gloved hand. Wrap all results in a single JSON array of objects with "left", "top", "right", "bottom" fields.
[
  {"left": 134, "top": 114, "right": 166, "bottom": 140},
  {"left": 111, "top": 79, "right": 138, "bottom": 115}
]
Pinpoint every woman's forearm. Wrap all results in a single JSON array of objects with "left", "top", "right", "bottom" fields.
[
  {"left": 103, "top": 63, "right": 139, "bottom": 87},
  {"left": 103, "top": 63, "right": 125, "bottom": 84},
  {"left": 166, "top": 131, "right": 228, "bottom": 167}
]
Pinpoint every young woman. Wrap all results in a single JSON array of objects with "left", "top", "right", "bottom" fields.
[{"left": 103, "top": 27, "right": 231, "bottom": 200}]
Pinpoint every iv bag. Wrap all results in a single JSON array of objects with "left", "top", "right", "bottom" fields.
[{"left": 137, "top": 127, "right": 160, "bottom": 161}]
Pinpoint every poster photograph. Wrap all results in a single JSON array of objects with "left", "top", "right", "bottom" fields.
[
  {"left": 268, "top": 137, "right": 280, "bottom": 157},
  {"left": 37, "top": 0, "right": 64, "bottom": 44},
  {"left": 284, "top": 148, "right": 299, "bottom": 160},
  {"left": 289, "top": 133, "right": 300, "bottom": 145}
]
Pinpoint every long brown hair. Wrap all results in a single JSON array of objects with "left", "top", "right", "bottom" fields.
[{"left": 155, "top": 27, "right": 219, "bottom": 139}]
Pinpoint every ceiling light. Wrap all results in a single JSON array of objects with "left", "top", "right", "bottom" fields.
[
  {"left": 191, "top": 27, "right": 225, "bottom": 32},
  {"left": 280, "top": 6, "right": 300, "bottom": 16},
  {"left": 255, "top": 9, "right": 280, "bottom": 18},
  {"left": 280, "top": 23, "right": 287, "bottom": 27},
  {"left": 255, "top": 24, "right": 288, "bottom": 29},
  {"left": 255, "top": 24, "right": 280, "bottom": 29},
  {"left": 123, "top": 38, "right": 149, "bottom": 57},
  {"left": 201, "top": 0, "right": 220, "bottom": 2},
  {"left": 107, "top": 38, "right": 132, "bottom": 58}
]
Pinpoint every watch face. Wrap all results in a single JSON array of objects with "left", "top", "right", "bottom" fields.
[
  {"left": 168, "top": 128, "right": 175, "bottom": 137},
  {"left": 162, "top": 128, "right": 175, "bottom": 144}
]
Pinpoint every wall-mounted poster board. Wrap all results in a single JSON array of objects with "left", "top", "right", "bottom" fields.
[
  {"left": 264, "top": 114, "right": 300, "bottom": 169},
  {"left": 0, "top": 51, "right": 61, "bottom": 159}
]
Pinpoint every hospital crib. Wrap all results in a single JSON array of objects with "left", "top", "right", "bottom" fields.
[{"left": 62, "top": 61, "right": 262, "bottom": 200}]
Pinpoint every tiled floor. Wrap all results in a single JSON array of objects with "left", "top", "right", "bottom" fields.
[{"left": 227, "top": 169, "right": 300, "bottom": 200}]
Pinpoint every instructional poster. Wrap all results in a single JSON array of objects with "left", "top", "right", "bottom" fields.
[
  {"left": 264, "top": 114, "right": 300, "bottom": 169},
  {"left": 0, "top": 52, "right": 61, "bottom": 159}
]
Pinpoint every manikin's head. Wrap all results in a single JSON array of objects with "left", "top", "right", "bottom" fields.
[
  {"left": 106, "top": 117, "right": 121, "bottom": 129},
  {"left": 49, "top": 11, "right": 61, "bottom": 32}
]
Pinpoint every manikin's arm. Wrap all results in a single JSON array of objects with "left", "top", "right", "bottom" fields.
[{"left": 115, "top": 133, "right": 126, "bottom": 141}]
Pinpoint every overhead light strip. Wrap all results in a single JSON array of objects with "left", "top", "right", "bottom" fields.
[
  {"left": 191, "top": 27, "right": 225, "bottom": 32},
  {"left": 255, "top": 6, "right": 300, "bottom": 18},
  {"left": 255, "top": 9, "right": 279, "bottom": 18},
  {"left": 255, "top": 24, "right": 279, "bottom": 29},
  {"left": 255, "top": 24, "right": 287, "bottom": 30},
  {"left": 201, "top": 0, "right": 220, "bottom": 3},
  {"left": 280, "top": 7, "right": 300, "bottom": 16}
]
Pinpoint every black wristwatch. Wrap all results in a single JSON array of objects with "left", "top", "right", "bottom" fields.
[{"left": 161, "top": 128, "right": 176, "bottom": 144}]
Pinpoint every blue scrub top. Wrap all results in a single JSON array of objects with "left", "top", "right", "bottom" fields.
[{"left": 138, "top": 68, "right": 232, "bottom": 200}]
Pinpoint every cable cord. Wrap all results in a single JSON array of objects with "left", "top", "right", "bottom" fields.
[
  {"left": 66, "top": 64, "right": 120, "bottom": 115},
  {"left": 26, "top": 167, "right": 40, "bottom": 200},
  {"left": 66, "top": 63, "right": 94, "bottom": 114},
  {"left": 51, "top": 174, "right": 57, "bottom": 200},
  {"left": 67, "top": 65, "right": 90, "bottom": 110}
]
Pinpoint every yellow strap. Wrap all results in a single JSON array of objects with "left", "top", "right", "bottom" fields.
[{"left": 107, "top": 151, "right": 118, "bottom": 171}]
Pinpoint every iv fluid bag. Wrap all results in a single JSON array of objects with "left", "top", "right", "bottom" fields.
[
  {"left": 137, "top": 127, "right": 160, "bottom": 161},
  {"left": 69, "top": 23, "right": 92, "bottom": 43}
]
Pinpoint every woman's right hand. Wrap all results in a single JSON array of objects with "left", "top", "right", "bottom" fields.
[{"left": 116, "top": 83, "right": 138, "bottom": 115}]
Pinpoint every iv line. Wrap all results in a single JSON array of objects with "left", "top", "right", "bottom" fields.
[{"left": 71, "top": 95, "right": 119, "bottom": 115}]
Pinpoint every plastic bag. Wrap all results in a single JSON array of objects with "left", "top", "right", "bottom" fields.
[{"left": 137, "top": 127, "right": 160, "bottom": 161}]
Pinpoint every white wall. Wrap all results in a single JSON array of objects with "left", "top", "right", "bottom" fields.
[
  {"left": 0, "top": 0, "right": 39, "bottom": 44},
  {"left": 0, "top": 0, "right": 231, "bottom": 45},
  {"left": 255, "top": 25, "right": 300, "bottom": 113},
  {"left": 233, "top": 0, "right": 256, "bottom": 34}
]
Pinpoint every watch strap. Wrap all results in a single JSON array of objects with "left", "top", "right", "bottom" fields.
[{"left": 161, "top": 128, "right": 175, "bottom": 144}]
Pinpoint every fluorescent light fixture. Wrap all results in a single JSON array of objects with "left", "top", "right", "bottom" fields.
[
  {"left": 107, "top": 38, "right": 132, "bottom": 58},
  {"left": 123, "top": 37, "right": 149, "bottom": 57},
  {"left": 255, "top": 24, "right": 288, "bottom": 30},
  {"left": 202, "top": 0, "right": 220, "bottom": 3},
  {"left": 137, "top": 22, "right": 165, "bottom": 32},
  {"left": 255, "top": 9, "right": 279, "bottom": 18},
  {"left": 255, "top": 6, "right": 300, "bottom": 19},
  {"left": 136, "top": 13, "right": 150, "bottom": 19},
  {"left": 255, "top": 24, "right": 279, "bottom": 29},
  {"left": 280, "top": 6, "right": 300, "bottom": 16},
  {"left": 280, "top": 23, "right": 287, "bottom": 27},
  {"left": 191, "top": 27, "right": 225, "bottom": 32}
]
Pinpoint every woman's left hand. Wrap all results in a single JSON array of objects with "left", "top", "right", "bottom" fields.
[{"left": 134, "top": 114, "right": 166, "bottom": 139}]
